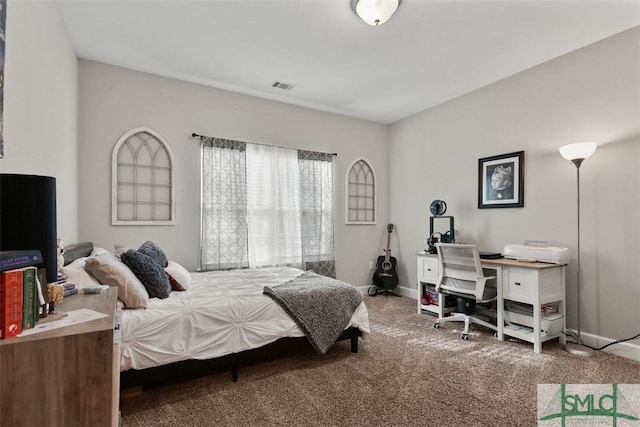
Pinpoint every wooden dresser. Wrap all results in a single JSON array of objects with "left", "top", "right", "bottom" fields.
[{"left": 0, "top": 288, "right": 119, "bottom": 427}]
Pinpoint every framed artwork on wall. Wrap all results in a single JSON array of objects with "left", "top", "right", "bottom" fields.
[
  {"left": 345, "top": 157, "right": 376, "bottom": 224},
  {"left": 112, "top": 128, "right": 176, "bottom": 225},
  {"left": 478, "top": 150, "right": 524, "bottom": 209}
]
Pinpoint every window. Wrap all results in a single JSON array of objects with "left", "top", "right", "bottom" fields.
[
  {"left": 112, "top": 127, "right": 175, "bottom": 225},
  {"left": 200, "top": 138, "right": 335, "bottom": 277},
  {"left": 345, "top": 157, "right": 376, "bottom": 224}
]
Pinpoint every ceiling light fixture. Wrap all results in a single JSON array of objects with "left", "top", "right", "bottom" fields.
[{"left": 351, "top": 0, "right": 401, "bottom": 26}]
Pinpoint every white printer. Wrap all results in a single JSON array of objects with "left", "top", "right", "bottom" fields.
[{"left": 502, "top": 243, "right": 570, "bottom": 265}]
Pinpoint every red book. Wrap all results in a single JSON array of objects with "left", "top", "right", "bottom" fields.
[{"left": 0, "top": 269, "right": 24, "bottom": 339}]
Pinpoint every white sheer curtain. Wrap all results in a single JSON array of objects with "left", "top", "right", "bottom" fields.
[
  {"left": 200, "top": 138, "right": 335, "bottom": 276},
  {"left": 246, "top": 143, "right": 302, "bottom": 268}
]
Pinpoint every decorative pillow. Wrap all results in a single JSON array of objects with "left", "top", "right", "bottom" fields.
[
  {"left": 90, "top": 247, "right": 110, "bottom": 257},
  {"left": 138, "top": 241, "right": 168, "bottom": 268},
  {"left": 59, "top": 257, "right": 102, "bottom": 289},
  {"left": 113, "top": 244, "right": 131, "bottom": 260},
  {"left": 121, "top": 249, "right": 171, "bottom": 299},
  {"left": 84, "top": 253, "right": 149, "bottom": 308},
  {"left": 165, "top": 260, "right": 191, "bottom": 291},
  {"left": 167, "top": 274, "right": 186, "bottom": 292}
]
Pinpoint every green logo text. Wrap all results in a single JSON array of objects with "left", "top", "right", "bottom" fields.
[{"left": 539, "top": 384, "right": 639, "bottom": 426}]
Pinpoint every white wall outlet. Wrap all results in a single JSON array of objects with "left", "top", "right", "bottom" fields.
[{"left": 369, "top": 260, "right": 375, "bottom": 270}]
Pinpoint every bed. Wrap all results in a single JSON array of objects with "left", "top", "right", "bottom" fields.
[{"left": 61, "top": 242, "right": 370, "bottom": 385}]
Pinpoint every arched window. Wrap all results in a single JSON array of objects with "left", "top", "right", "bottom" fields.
[
  {"left": 345, "top": 157, "right": 376, "bottom": 224},
  {"left": 112, "top": 127, "right": 175, "bottom": 225}
]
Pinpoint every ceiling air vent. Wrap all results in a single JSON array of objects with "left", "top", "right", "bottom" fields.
[{"left": 271, "top": 81, "right": 295, "bottom": 91}]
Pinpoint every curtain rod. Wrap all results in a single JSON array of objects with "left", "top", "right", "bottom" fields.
[{"left": 191, "top": 133, "right": 337, "bottom": 157}]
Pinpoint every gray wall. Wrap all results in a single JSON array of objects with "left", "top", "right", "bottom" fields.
[
  {"left": 6, "top": 1, "right": 638, "bottom": 356},
  {"left": 1, "top": 0, "right": 78, "bottom": 244},
  {"left": 389, "top": 27, "right": 639, "bottom": 356},
  {"left": 77, "top": 60, "right": 390, "bottom": 288}
]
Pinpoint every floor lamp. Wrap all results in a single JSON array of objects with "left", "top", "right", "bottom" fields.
[{"left": 559, "top": 142, "right": 597, "bottom": 358}]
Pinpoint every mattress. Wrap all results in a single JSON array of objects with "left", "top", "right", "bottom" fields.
[{"left": 119, "top": 267, "right": 370, "bottom": 371}]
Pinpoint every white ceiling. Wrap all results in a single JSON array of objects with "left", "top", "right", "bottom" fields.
[{"left": 56, "top": 0, "right": 640, "bottom": 124}]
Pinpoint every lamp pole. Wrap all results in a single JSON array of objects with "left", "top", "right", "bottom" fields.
[{"left": 560, "top": 142, "right": 597, "bottom": 358}]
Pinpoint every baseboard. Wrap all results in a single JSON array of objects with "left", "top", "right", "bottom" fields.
[
  {"left": 359, "top": 285, "right": 415, "bottom": 298},
  {"left": 356, "top": 286, "right": 369, "bottom": 295},
  {"left": 398, "top": 285, "right": 418, "bottom": 299},
  {"left": 398, "top": 287, "right": 640, "bottom": 363},
  {"left": 570, "top": 330, "right": 640, "bottom": 363}
]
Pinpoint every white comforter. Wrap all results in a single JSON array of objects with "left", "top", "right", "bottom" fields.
[{"left": 119, "top": 267, "right": 370, "bottom": 371}]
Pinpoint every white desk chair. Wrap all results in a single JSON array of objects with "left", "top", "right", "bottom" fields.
[{"left": 433, "top": 243, "right": 498, "bottom": 340}]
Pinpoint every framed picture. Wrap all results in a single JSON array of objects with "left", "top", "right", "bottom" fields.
[{"left": 478, "top": 150, "right": 524, "bottom": 209}]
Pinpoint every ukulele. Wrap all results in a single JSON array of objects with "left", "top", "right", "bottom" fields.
[{"left": 372, "top": 224, "right": 399, "bottom": 291}]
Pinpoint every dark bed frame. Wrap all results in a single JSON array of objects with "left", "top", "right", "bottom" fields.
[
  {"left": 63, "top": 243, "right": 363, "bottom": 389},
  {"left": 120, "top": 327, "right": 362, "bottom": 389}
]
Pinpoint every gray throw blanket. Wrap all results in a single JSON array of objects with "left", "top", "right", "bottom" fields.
[{"left": 263, "top": 271, "right": 363, "bottom": 354}]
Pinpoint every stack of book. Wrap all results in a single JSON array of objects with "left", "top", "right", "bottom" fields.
[
  {"left": 54, "top": 273, "right": 79, "bottom": 298},
  {"left": 0, "top": 250, "right": 47, "bottom": 339}
]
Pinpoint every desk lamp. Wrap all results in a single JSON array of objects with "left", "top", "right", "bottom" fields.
[{"left": 559, "top": 142, "right": 597, "bottom": 358}]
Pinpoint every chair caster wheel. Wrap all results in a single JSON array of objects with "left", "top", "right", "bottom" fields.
[
  {"left": 434, "top": 323, "right": 440, "bottom": 329},
  {"left": 461, "top": 333, "right": 469, "bottom": 341},
  {"left": 494, "top": 332, "right": 498, "bottom": 338}
]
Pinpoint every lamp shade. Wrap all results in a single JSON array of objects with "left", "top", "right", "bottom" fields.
[
  {"left": 559, "top": 142, "right": 597, "bottom": 161},
  {"left": 352, "top": 0, "right": 400, "bottom": 26}
]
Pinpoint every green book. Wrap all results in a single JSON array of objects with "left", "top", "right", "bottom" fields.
[{"left": 22, "top": 267, "right": 38, "bottom": 329}]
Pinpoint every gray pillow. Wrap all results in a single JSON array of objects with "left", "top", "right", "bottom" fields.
[
  {"left": 121, "top": 249, "right": 171, "bottom": 299},
  {"left": 138, "top": 240, "right": 168, "bottom": 267}
]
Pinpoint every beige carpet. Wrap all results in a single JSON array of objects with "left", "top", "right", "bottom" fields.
[{"left": 120, "top": 295, "right": 640, "bottom": 426}]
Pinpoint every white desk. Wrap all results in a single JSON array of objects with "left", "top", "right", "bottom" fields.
[{"left": 416, "top": 253, "right": 566, "bottom": 353}]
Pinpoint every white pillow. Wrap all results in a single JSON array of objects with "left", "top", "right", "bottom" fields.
[
  {"left": 165, "top": 260, "right": 191, "bottom": 291},
  {"left": 85, "top": 253, "right": 149, "bottom": 308},
  {"left": 90, "top": 247, "right": 110, "bottom": 257},
  {"left": 114, "top": 244, "right": 131, "bottom": 260},
  {"left": 60, "top": 257, "right": 102, "bottom": 289}
]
